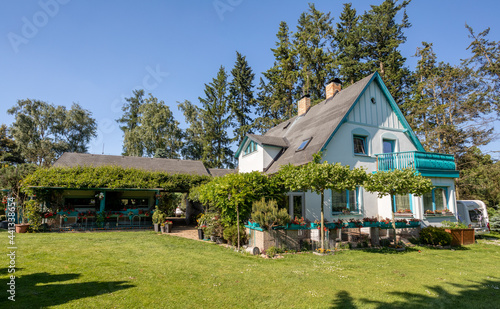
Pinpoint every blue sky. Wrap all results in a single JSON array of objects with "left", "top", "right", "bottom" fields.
[{"left": 1, "top": 0, "right": 499, "bottom": 159}]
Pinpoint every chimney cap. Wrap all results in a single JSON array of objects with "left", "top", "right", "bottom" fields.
[
  {"left": 301, "top": 93, "right": 311, "bottom": 99},
  {"left": 329, "top": 78, "right": 342, "bottom": 85}
]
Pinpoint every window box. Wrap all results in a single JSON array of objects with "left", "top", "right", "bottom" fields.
[
  {"left": 345, "top": 222, "right": 363, "bottom": 228},
  {"left": 286, "top": 223, "right": 308, "bottom": 230},
  {"left": 325, "top": 222, "right": 342, "bottom": 229},
  {"left": 363, "top": 222, "right": 379, "bottom": 228}
]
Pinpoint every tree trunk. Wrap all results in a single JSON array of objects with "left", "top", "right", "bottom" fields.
[{"left": 321, "top": 191, "right": 325, "bottom": 249}]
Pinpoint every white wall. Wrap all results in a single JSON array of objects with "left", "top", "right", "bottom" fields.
[{"left": 238, "top": 140, "right": 283, "bottom": 173}]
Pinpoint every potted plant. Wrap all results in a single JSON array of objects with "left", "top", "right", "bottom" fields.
[
  {"left": 152, "top": 206, "right": 166, "bottom": 233},
  {"left": 160, "top": 222, "right": 166, "bottom": 233},
  {"left": 442, "top": 220, "right": 475, "bottom": 245},
  {"left": 165, "top": 220, "right": 173, "bottom": 233},
  {"left": 16, "top": 200, "right": 41, "bottom": 233}
]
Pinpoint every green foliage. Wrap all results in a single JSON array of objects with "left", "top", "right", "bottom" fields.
[
  {"left": 251, "top": 198, "right": 290, "bottom": 230},
  {"left": 200, "top": 212, "right": 223, "bottom": 238},
  {"left": 489, "top": 208, "right": 500, "bottom": 233},
  {"left": 196, "top": 171, "right": 285, "bottom": 226},
  {"left": 178, "top": 100, "right": 204, "bottom": 161},
  {"left": 117, "top": 91, "right": 183, "bottom": 159},
  {"left": 229, "top": 51, "right": 256, "bottom": 144},
  {"left": 294, "top": 3, "right": 335, "bottom": 101},
  {"left": 0, "top": 124, "right": 24, "bottom": 164},
  {"left": 364, "top": 168, "right": 433, "bottom": 198},
  {"left": 152, "top": 206, "right": 166, "bottom": 225},
  {"left": 255, "top": 21, "right": 299, "bottom": 133},
  {"left": 96, "top": 211, "right": 105, "bottom": 228},
  {"left": 380, "top": 238, "right": 391, "bottom": 247},
  {"left": 442, "top": 220, "right": 468, "bottom": 230},
  {"left": 361, "top": 0, "right": 412, "bottom": 105},
  {"left": 278, "top": 161, "right": 367, "bottom": 195},
  {"left": 23, "top": 199, "right": 42, "bottom": 229},
  {"left": 265, "top": 246, "right": 280, "bottom": 258},
  {"left": 158, "top": 192, "right": 182, "bottom": 216},
  {"left": 419, "top": 226, "right": 452, "bottom": 246},
  {"left": 222, "top": 224, "right": 247, "bottom": 246},
  {"left": 0, "top": 163, "right": 38, "bottom": 206},
  {"left": 117, "top": 89, "right": 145, "bottom": 156},
  {"left": 199, "top": 66, "right": 234, "bottom": 169},
  {"left": 21, "top": 165, "right": 210, "bottom": 193},
  {"left": 7, "top": 99, "right": 97, "bottom": 166}
]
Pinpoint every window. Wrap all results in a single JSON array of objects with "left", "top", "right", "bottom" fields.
[
  {"left": 331, "top": 189, "right": 359, "bottom": 213},
  {"left": 383, "top": 139, "right": 395, "bottom": 153},
  {"left": 423, "top": 187, "right": 448, "bottom": 213},
  {"left": 297, "top": 138, "right": 311, "bottom": 151},
  {"left": 244, "top": 140, "right": 258, "bottom": 155},
  {"left": 393, "top": 194, "right": 411, "bottom": 213},
  {"left": 353, "top": 135, "right": 367, "bottom": 155}
]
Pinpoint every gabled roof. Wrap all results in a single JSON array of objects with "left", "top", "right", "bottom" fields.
[
  {"left": 53, "top": 153, "right": 216, "bottom": 176},
  {"left": 234, "top": 134, "right": 289, "bottom": 158},
  {"left": 208, "top": 168, "right": 237, "bottom": 177},
  {"left": 254, "top": 72, "right": 424, "bottom": 174}
]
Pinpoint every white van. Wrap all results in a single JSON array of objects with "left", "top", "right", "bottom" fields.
[{"left": 456, "top": 200, "right": 490, "bottom": 235}]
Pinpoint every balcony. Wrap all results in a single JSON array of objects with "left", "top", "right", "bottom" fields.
[{"left": 375, "top": 151, "right": 459, "bottom": 178}]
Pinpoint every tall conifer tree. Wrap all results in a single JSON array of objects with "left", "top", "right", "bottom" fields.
[
  {"left": 361, "top": 0, "right": 412, "bottom": 104},
  {"left": 335, "top": 3, "right": 367, "bottom": 86},
  {"left": 178, "top": 100, "right": 204, "bottom": 161},
  {"left": 294, "top": 3, "right": 335, "bottom": 102},
  {"left": 229, "top": 52, "right": 255, "bottom": 144},
  {"left": 255, "top": 21, "right": 299, "bottom": 133},
  {"left": 199, "top": 66, "right": 234, "bottom": 169}
]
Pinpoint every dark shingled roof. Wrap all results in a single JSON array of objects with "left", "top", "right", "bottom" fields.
[
  {"left": 247, "top": 134, "right": 289, "bottom": 148},
  {"left": 262, "top": 73, "right": 374, "bottom": 174},
  {"left": 208, "top": 168, "right": 237, "bottom": 177},
  {"left": 53, "top": 153, "right": 211, "bottom": 176}
]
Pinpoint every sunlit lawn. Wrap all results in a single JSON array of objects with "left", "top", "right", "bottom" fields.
[{"left": 1, "top": 230, "right": 499, "bottom": 308}]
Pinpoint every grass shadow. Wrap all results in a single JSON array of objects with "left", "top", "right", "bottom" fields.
[
  {"left": 0, "top": 272, "right": 134, "bottom": 308},
  {"left": 331, "top": 278, "right": 500, "bottom": 309},
  {"left": 359, "top": 278, "right": 500, "bottom": 309},
  {"left": 358, "top": 247, "right": 420, "bottom": 254}
]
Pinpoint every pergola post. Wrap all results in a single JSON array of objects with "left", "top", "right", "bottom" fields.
[{"left": 99, "top": 191, "right": 106, "bottom": 212}]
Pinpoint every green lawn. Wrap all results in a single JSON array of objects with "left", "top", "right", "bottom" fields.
[{"left": 1, "top": 231, "right": 499, "bottom": 309}]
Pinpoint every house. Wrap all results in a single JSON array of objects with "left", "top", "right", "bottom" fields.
[
  {"left": 236, "top": 73, "right": 459, "bottom": 227},
  {"left": 36, "top": 153, "right": 235, "bottom": 227}
]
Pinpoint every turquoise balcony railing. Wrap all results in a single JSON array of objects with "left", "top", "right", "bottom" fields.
[{"left": 375, "top": 151, "right": 459, "bottom": 178}]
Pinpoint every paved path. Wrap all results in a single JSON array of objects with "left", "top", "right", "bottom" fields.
[{"left": 167, "top": 225, "right": 200, "bottom": 240}]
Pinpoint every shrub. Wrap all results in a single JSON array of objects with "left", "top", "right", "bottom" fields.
[
  {"left": 251, "top": 198, "right": 290, "bottom": 230},
  {"left": 442, "top": 220, "right": 468, "bottom": 229},
  {"left": 0, "top": 215, "right": 6, "bottom": 221},
  {"left": 202, "top": 212, "right": 223, "bottom": 238},
  {"left": 380, "top": 239, "right": 391, "bottom": 247},
  {"left": 152, "top": 206, "right": 166, "bottom": 225},
  {"left": 489, "top": 208, "right": 500, "bottom": 233},
  {"left": 24, "top": 200, "right": 42, "bottom": 231},
  {"left": 419, "top": 226, "right": 452, "bottom": 246},
  {"left": 265, "top": 246, "right": 281, "bottom": 258},
  {"left": 222, "top": 224, "right": 247, "bottom": 246}
]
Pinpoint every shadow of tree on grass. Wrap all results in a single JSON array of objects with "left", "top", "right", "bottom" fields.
[
  {"left": 1, "top": 272, "right": 134, "bottom": 308},
  {"left": 330, "top": 278, "right": 500, "bottom": 309}
]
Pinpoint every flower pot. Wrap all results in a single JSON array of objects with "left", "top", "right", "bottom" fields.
[
  {"left": 445, "top": 228, "right": 475, "bottom": 246},
  {"left": 160, "top": 225, "right": 165, "bottom": 233},
  {"left": 15, "top": 223, "right": 29, "bottom": 233},
  {"left": 165, "top": 224, "right": 172, "bottom": 233},
  {"left": 198, "top": 229, "right": 204, "bottom": 240},
  {"left": 154, "top": 223, "right": 159, "bottom": 233},
  {"left": 363, "top": 222, "right": 379, "bottom": 228}
]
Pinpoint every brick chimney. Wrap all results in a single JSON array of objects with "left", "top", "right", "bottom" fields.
[
  {"left": 298, "top": 94, "right": 311, "bottom": 116},
  {"left": 326, "top": 78, "right": 342, "bottom": 99}
]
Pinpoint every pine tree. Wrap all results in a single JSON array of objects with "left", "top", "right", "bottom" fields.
[
  {"left": 117, "top": 89, "right": 145, "bottom": 156},
  {"left": 334, "top": 3, "right": 367, "bottom": 86},
  {"left": 178, "top": 100, "right": 204, "bottom": 161},
  {"left": 361, "top": 0, "right": 412, "bottom": 104},
  {"left": 199, "top": 66, "right": 234, "bottom": 169},
  {"left": 229, "top": 51, "right": 256, "bottom": 144},
  {"left": 294, "top": 3, "right": 335, "bottom": 102},
  {"left": 255, "top": 21, "right": 299, "bottom": 133},
  {"left": 465, "top": 24, "right": 500, "bottom": 115}
]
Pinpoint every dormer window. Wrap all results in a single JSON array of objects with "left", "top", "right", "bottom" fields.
[
  {"left": 244, "top": 140, "right": 258, "bottom": 155},
  {"left": 297, "top": 138, "right": 311, "bottom": 151}
]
